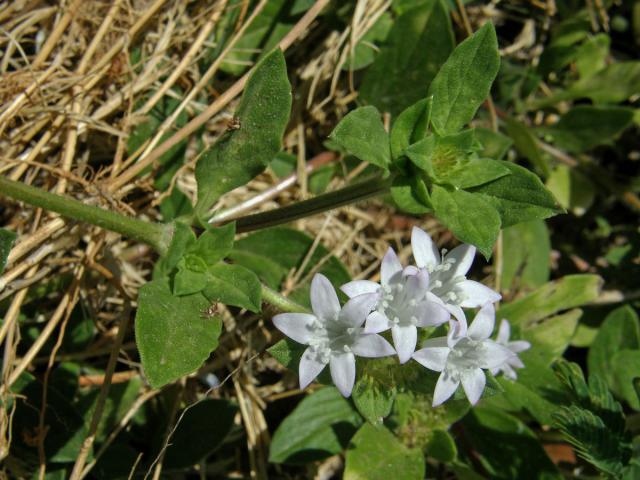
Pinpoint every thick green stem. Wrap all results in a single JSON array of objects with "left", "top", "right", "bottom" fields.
[
  {"left": 227, "top": 175, "right": 392, "bottom": 233},
  {"left": 0, "top": 176, "right": 171, "bottom": 254},
  {"left": 261, "top": 284, "right": 309, "bottom": 313}
]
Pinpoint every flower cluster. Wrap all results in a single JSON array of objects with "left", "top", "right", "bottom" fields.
[{"left": 273, "top": 227, "right": 531, "bottom": 405}]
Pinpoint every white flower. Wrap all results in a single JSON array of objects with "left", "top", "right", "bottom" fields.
[
  {"left": 490, "top": 319, "right": 531, "bottom": 380},
  {"left": 411, "top": 226, "right": 501, "bottom": 323},
  {"left": 273, "top": 274, "right": 395, "bottom": 397},
  {"left": 341, "top": 248, "right": 450, "bottom": 364},
  {"left": 412, "top": 303, "right": 514, "bottom": 406}
]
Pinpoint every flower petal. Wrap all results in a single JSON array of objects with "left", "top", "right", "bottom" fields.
[
  {"left": 502, "top": 363, "right": 518, "bottom": 380},
  {"left": 352, "top": 334, "right": 395, "bottom": 358},
  {"left": 496, "top": 318, "right": 510, "bottom": 344},
  {"left": 461, "top": 368, "right": 486, "bottom": 405},
  {"left": 310, "top": 274, "right": 341, "bottom": 321},
  {"left": 433, "top": 370, "right": 460, "bottom": 407},
  {"left": 477, "top": 340, "right": 515, "bottom": 369},
  {"left": 341, "top": 280, "right": 379, "bottom": 298},
  {"left": 392, "top": 324, "right": 417, "bottom": 364},
  {"left": 458, "top": 280, "right": 501, "bottom": 308},
  {"left": 404, "top": 268, "right": 429, "bottom": 299},
  {"left": 508, "top": 340, "right": 531, "bottom": 353},
  {"left": 412, "top": 345, "right": 450, "bottom": 372},
  {"left": 445, "top": 243, "right": 476, "bottom": 278},
  {"left": 411, "top": 226, "right": 440, "bottom": 269},
  {"left": 330, "top": 352, "right": 356, "bottom": 397},
  {"left": 339, "top": 293, "right": 378, "bottom": 327},
  {"left": 273, "top": 313, "right": 317, "bottom": 344},
  {"left": 299, "top": 347, "right": 328, "bottom": 389},
  {"left": 364, "top": 311, "right": 390, "bottom": 333},
  {"left": 445, "top": 304, "right": 467, "bottom": 326},
  {"left": 508, "top": 355, "right": 525, "bottom": 369},
  {"left": 467, "top": 303, "right": 496, "bottom": 341},
  {"left": 381, "top": 248, "right": 403, "bottom": 285},
  {"left": 414, "top": 300, "right": 450, "bottom": 327}
]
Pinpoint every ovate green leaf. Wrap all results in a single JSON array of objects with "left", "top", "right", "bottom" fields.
[
  {"left": 329, "top": 106, "right": 390, "bottom": 170},
  {"left": 203, "top": 263, "right": 262, "bottom": 312},
  {"left": 195, "top": 49, "right": 291, "bottom": 218},
  {"left": 501, "top": 220, "right": 550, "bottom": 293},
  {"left": 135, "top": 279, "right": 222, "bottom": 388},
  {"left": 390, "top": 98, "right": 432, "bottom": 160},
  {"left": 428, "top": 22, "right": 500, "bottom": 135}
]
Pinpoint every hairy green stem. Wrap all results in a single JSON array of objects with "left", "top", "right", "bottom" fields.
[
  {"left": 224, "top": 175, "right": 392, "bottom": 233},
  {"left": 0, "top": 176, "right": 171, "bottom": 255},
  {"left": 261, "top": 284, "right": 309, "bottom": 313}
]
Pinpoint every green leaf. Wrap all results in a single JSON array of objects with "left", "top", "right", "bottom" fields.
[
  {"left": 588, "top": 306, "right": 640, "bottom": 406},
  {"left": 504, "top": 117, "right": 550, "bottom": 177},
  {"left": 344, "top": 423, "right": 425, "bottom": 480},
  {"left": 0, "top": 227, "right": 16, "bottom": 275},
  {"left": 352, "top": 368, "right": 396, "bottom": 425},
  {"left": 546, "top": 164, "right": 595, "bottom": 216},
  {"left": 360, "top": 0, "right": 454, "bottom": 116},
  {"left": 135, "top": 278, "right": 222, "bottom": 388},
  {"left": 390, "top": 174, "right": 432, "bottom": 214},
  {"left": 475, "top": 127, "right": 513, "bottom": 160},
  {"left": 441, "top": 158, "right": 511, "bottom": 189},
  {"left": 523, "top": 309, "right": 581, "bottom": 361},
  {"left": 390, "top": 97, "right": 432, "bottom": 160},
  {"left": 269, "top": 387, "right": 363, "bottom": 464},
  {"left": 173, "top": 261, "right": 208, "bottom": 296},
  {"left": 153, "top": 221, "right": 196, "bottom": 278},
  {"left": 329, "top": 106, "right": 391, "bottom": 170},
  {"left": 195, "top": 49, "right": 291, "bottom": 218},
  {"left": 428, "top": 22, "right": 500, "bottom": 135},
  {"left": 189, "top": 222, "right": 235, "bottom": 266},
  {"left": 541, "top": 106, "right": 634, "bottom": 153},
  {"left": 431, "top": 185, "right": 501, "bottom": 259},
  {"left": 497, "top": 274, "right": 602, "bottom": 328},
  {"left": 610, "top": 350, "right": 640, "bottom": 410},
  {"left": 426, "top": 429, "right": 457, "bottom": 463},
  {"left": 463, "top": 407, "right": 561, "bottom": 479},
  {"left": 468, "top": 161, "right": 564, "bottom": 227},
  {"left": 203, "top": 263, "right": 262, "bottom": 312},
  {"left": 163, "top": 399, "right": 238, "bottom": 469},
  {"left": 501, "top": 220, "right": 550, "bottom": 293},
  {"left": 574, "top": 33, "right": 609, "bottom": 78}
]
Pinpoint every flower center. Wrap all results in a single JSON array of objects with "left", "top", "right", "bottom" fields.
[
  {"left": 376, "top": 279, "right": 421, "bottom": 326},
  {"left": 307, "top": 318, "right": 360, "bottom": 362}
]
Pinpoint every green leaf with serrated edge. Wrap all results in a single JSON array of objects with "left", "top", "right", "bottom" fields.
[
  {"left": 463, "top": 407, "right": 561, "bottom": 479},
  {"left": 504, "top": 117, "right": 550, "bottom": 177},
  {"left": 588, "top": 306, "right": 640, "bottom": 405},
  {"left": 611, "top": 350, "right": 640, "bottom": 410},
  {"left": 468, "top": 161, "right": 564, "bottom": 227},
  {"left": 202, "top": 263, "right": 261, "bottom": 312},
  {"left": 329, "top": 106, "right": 390, "bottom": 170},
  {"left": 153, "top": 222, "right": 196, "bottom": 278},
  {"left": 390, "top": 175, "right": 432, "bottom": 214},
  {"left": 344, "top": 423, "right": 425, "bottom": 480},
  {"left": 475, "top": 127, "right": 512, "bottom": 160},
  {"left": 188, "top": 222, "right": 235, "bottom": 266},
  {"left": 501, "top": 220, "right": 550, "bottom": 293},
  {"left": 390, "top": 97, "right": 432, "bottom": 160},
  {"left": 497, "top": 274, "right": 602, "bottom": 328},
  {"left": 431, "top": 185, "right": 501, "bottom": 259},
  {"left": 428, "top": 22, "right": 500, "bottom": 135},
  {"left": 0, "top": 227, "right": 16, "bottom": 275},
  {"left": 163, "top": 399, "right": 238, "bottom": 469},
  {"left": 195, "top": 49, "right": 291, "bottom": 219},
  {"left": 269, "top": 387, "right": 363, "bottom": 464},
  {"left": 540, "top": 105, "right": 634, "bottom": 153},
  {"left": 360, "top": 0, "right": 453, "bottom": 116},
  {"left": 352, "top": 369, "right": 396, "bottom": 425},
  {"left": 135, "top": 278, "right": 222, "bottom": 388}
]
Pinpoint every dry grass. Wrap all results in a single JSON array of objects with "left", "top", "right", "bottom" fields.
[{"left": 0, "top": 1, "right": 477, "bottom": 478}]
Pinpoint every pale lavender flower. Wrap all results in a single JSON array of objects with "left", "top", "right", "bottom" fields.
[
  {"left": 273, "top": 274, "right": 395, "bottom": 397},
  {"left": 341, "top": 248, "right": 450, "bottom": 364},
  {"left": 411, "top": 226, "right": 501, "bottom": 323},
  {"left": 412, "top": 303, "right": 514, "bottom": 406},
  {"left": 490, "top": 319, "right": 531, "bottom": 380}
]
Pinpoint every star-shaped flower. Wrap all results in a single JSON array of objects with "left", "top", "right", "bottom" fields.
[
  {"left": 412, "top": 303, "right": 514, "bottom": 406},
  {"left": 273, "top": 274, "right": 395, "bottom": 397},
  {"left": 341, "top": 248, "right": 450, "bottom": 364},
  {"left": 490, "top": 319, "right": 531, "bottom": 380},
  {"left": 411, "top": 226, "right": 501, "bottom": 323}
]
